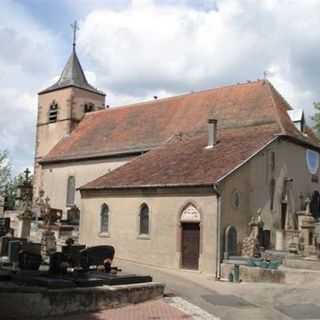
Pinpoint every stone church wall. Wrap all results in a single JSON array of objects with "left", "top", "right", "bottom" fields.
[
  {"left": 41, "top": 156, "right": 133, "bottom": 211},
  {"left": 80, "top": 190, "right": 218, "bottom": 276},
  {"left": 220, "top": 138, "right": 320, "bottom": 253},
  {"left": 34, "top": 86, "right": 105, "bottom": 201}
]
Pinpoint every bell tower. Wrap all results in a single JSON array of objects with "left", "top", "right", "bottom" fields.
[{"left": 33, "top": 21, "right": 106, "bottom": 198}]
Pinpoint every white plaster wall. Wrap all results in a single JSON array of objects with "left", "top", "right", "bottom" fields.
[
  {"left": 42, "top": 157, "right": 133, "bottom": 211},
  {"left": 80, "top": 192, "right": 218, "bottom": 275}
]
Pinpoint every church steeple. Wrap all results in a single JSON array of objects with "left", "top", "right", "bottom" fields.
[
  {"left": 34, "top": 21, "right": 106, "bottom": 202},
  {"left": 39, "top": 21, "right": 104, "bottom": 96}
]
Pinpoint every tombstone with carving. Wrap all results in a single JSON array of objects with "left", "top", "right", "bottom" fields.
[
  {"left": 67, "top": 205, "right": 80, "bottom": 225},
  {"left": 35, "top": 193, "right": 61, "bottom": 256},
  {"left": 15, "top": 168, "right": 33, "bottom": 211},
  {"left": 296, "top": 197, "right": 317, "bottom": 257},
  {"left": 241, "top": 211, "right": 264, "bottom": 257},
  {"left": 0, "top": 195, "right": 4, "bottom": 217},
  {"left": 16, "top": 171, "right": 34, "bottom": 239}
]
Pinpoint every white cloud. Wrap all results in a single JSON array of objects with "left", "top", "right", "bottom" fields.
[
  {"left": 78, "top": 0, "right": 320, "bottom": 120},
  {"left": 2, "top": 0, "right": 320, "bottom": 175},
  {"left": 0, "top": 0, "right": 60, "bottom": 174}
]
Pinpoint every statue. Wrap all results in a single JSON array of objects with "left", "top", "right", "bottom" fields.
[{"left": 241, "top": 210, "right": 264, "bottom": 257}]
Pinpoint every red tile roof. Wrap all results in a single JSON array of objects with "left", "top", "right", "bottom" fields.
[
  {"left": 81, "top": 123, "right": 280, "bottom": 190},
  {"left": 41, "top": 79, "right": 319, "bottom": 189},
  {"left": 42, "top": 80, "right": 302, "bottom": 163}
]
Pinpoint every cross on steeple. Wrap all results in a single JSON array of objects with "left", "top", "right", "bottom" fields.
[{"left": 71, "top": 20, "right": 79, "bottom": 49}]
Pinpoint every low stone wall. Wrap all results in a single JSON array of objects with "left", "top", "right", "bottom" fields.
[
  {"left": 284, "top": 257, "right": 320, "bottom": 270},
  {"left": 239, "top": 265, "right": 285, "bottom": 283},
  {"left": 221, "top": 263, "right": 285, "bottom": 284},
  {"left": 0, "top": 282, "right": 164, "bottom": 319}
]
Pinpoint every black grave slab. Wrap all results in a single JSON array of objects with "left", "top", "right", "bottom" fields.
[
  {"left": 12, "top": 272, "right": 76, "bottom": 289},
  {"left": 0, "top": 270, "right": 11, "bottom": 281},
  {"left": 80, "top": 245, "right": 115, "bottom": 269},
  {"left": 62, "top": 244, "right": 85, "bottom": 267},
  {"left": 89, "top": 272, "right": 153, "bottom": 285},
  {"left": 72, "top": 277, "right": 105, "bottom": 287},
  {"left": 19, "top": 249, "right": 42, "bottom": 271}
]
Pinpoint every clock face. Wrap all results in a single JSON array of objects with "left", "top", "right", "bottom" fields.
[{"left": 306, "top": 149, "right": 319, "bottom": 175}]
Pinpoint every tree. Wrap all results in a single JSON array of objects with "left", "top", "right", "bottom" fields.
[
  {"left": 312, "top": 102, "right": 320, "bottom": 137},
  {"left": 0, "top": 150, "right": 11, "bottom": 195},
  {"left": 4, "top": 173, "right": 24, "bottom": 210}
]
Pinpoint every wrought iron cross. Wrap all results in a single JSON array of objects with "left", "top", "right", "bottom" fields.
[
  {"left": 24, "top": 168, "right": 31, "bottom": 182},
  {"left": 71, "top": 20, "right": 79, "bottom": 48}
]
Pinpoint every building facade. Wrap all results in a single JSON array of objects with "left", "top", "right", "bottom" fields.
[{"left": 34, "top": 47, "right": 320, "bottom": 277}]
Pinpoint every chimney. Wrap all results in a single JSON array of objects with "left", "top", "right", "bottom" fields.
[{"left": 207, "top": 118, "right": 218, "bottom": 148}]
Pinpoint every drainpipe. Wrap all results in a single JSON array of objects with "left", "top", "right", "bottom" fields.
[{"left": 213, "top": 184, "right": 222, "bottom": 280}]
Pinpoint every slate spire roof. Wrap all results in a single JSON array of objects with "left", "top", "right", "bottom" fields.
[{"left": 39, "top": 48, "right": 105, "bottom": 96}]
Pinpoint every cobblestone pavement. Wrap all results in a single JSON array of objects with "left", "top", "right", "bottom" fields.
[
  {"left": 114, "top": 259, "right": 320, "bottom": 320},
  {"left": 57, "top": 298, "right": 218, "bottom": 320}
]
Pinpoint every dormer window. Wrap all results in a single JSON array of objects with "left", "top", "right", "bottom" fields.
[
  {"left": 84, "top": 103, "right": 94, "bottom": 113},
  {"left": 49, "top": 101, "right": 58, "bottom": 123}
]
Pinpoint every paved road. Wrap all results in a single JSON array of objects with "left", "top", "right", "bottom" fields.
[{"left": 116, "top": 259, "right": 320, "bottom": 320}]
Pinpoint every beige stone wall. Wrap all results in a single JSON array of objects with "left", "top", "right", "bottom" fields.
[
  {"left": 80, "top": 191, "right": 218, "bottom": 275},
  {"left": 34, "top": 87, "right": 105, "bottom": 200},
  {"left": 42, "top": 157, "right": 132, "bottom": 211},
  {"left": 71, "top": 87, "right": 105, "bottom": 123},
  {"left": 220, "top": 138, "right": 320, "bottom": 250}
]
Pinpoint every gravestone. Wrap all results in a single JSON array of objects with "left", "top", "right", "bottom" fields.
[
  {"left": 62, "top": 244, "right": 86, "bottom": 267},
  {"left": 224, "top": 225, "right": 237, "bottom": 259},
  {"left": 0, "top": 237, "right": 27, "bottom": 257},
  {"left": 8, "top": 240, "right": 21, "bottom": 266},
  {"left": 41, "top": 230, "right": 57, "bottom": 256},
  {"left": 67, "top": 206, "right": 80, "bottom": 225},
  {"left": 0, "top": 218, "right": 10, "bottom": 237},
  {"left": 80, "top": 245, "right": 115, "bottom": 271},
  {"left": 0, "top": 196, "right": 4, "bottom": 217},
  {"left": 241, "top": 213, "right": 264, "bottom": 257},
  {"left": 18, "top": 245, "right": 42, "bottom": 271},
  {"left": 18, "top": 210, "right": 33, "bottom": 239}
]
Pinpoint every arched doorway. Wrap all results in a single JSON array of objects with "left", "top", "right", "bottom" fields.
[{"left": 180, "top": 204, "right": 201, "bottom": 270}]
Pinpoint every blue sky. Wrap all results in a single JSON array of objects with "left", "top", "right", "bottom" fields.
[{"left": 1, "top": 0, "right": 320, "bottom": 176}]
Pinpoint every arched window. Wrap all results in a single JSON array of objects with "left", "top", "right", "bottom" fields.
[
  {"left": 100, "top": 203, "right": 109, "bottom": 233},
  {"left": 66, "top": 176, "right": 76, "bottom": 207},
  {"left": 139, "top": 204, "right": 150, "bottom": 235},
  {"left": 49, "top": 100, "right": 58, "bottom": 122}
]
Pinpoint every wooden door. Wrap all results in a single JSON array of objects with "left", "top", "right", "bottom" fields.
[{"left": 181, "top": 223, "right": 200, "bottom": 270}]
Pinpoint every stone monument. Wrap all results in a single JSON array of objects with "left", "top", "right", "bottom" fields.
[
  {"left": 16, "top": 170, "right": 34, "bottom": 239},
  {"left": 241, "top": 211, "right": 264, "bottom": 257},
  {"left": 0, "top": 195, "right": 4, "bottom": 217},
  {"left": 36, "top": 194, "right": 59, "bottom": 257},
  {"left": 298, "top": 198, "right": 316, "bottom": 257},
  {"left": 15, "top": 168, "right": 33, "bottom": 211}
]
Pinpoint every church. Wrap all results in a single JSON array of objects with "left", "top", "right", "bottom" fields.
[{"left": 34, "top": 43, "right": 320, "bottom": 277}]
